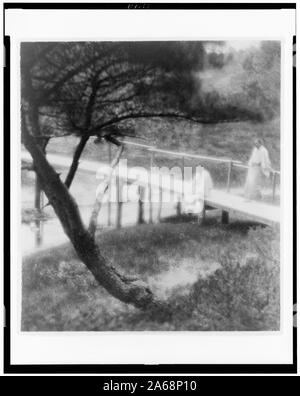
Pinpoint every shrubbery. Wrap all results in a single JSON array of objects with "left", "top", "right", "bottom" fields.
[
  {"left": 164, "top": 226, "right": 280, "bottom": 331},
  {"left": 22, "top": 221, "right": 280, "bottom": 331}
]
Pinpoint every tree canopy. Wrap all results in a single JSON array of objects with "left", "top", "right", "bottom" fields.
[{"left": 21, "top": 41, "right": 277, "bottom": 144}]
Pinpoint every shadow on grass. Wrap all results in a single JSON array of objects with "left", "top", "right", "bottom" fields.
[{"left": 162, "top": 212, "right": 265, "bottom": 233}]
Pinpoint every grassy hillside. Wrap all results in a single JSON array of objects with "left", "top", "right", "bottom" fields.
[
  {"left": 47, "top": 118, "right": 280, "bottom": 189},
  {"left": 22, "top": 215, "right": 280, "bottom": 331}
]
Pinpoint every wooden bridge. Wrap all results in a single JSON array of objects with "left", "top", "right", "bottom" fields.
[
  {"left": 121, "top": 140, "right": 280, "bottom": 227},
  {"left": 21, "top": 141, "right": 280, "bottom": 227}
]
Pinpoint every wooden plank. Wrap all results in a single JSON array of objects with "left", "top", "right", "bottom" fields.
[{"left": 206, "top": 190, "right": 280, "bottom": 226}]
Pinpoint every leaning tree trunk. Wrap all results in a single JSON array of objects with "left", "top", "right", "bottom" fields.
[
  {"left": 34, "top": 173, "right": 43, "bottom": 212},
  {"left": 64, "top": 135, "right": 89, "bottom": 188},
  {"left": 34, "top": 138, "right": 48, "bottom": 212},
  {"left": 22, "top": 108, "right": 164, "bottom": 311},
  {"left": 42, "top": 135, "right": 88, "bottom": 211}
]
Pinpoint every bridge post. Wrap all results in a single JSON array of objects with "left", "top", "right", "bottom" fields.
[
  {"left": 158, "top": 175, "right": 162, "bottom": 222},
  {"left": 137, "top": 185, "right": 145, "bottom": 224},
  {"left": 221, "top": 210, "right": 229, "bottom": 224},
  {"left": 176, "top": 156, "right": 185, "bottom": 217},
  {"left": 176, "top": 201, "right": 182, "bottom": 216},
  {"left": 181, "top": 155, "right": 185, "bottom": 206},
  {"left": 116, "top": 176, "right": 123, "bottom": 229},
  {"left": 200, "top": 204, "right": 206, "bottom": 225},
  {"left": 148, "top": 151, "right": 154, "bottom": 223}
]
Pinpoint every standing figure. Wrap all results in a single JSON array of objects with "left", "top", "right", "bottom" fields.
[
  {"left": 182, "top": 166, "right": 213, "bottom": 214},
  {"left": 244, "top": 138, "right": 272, "bottom": 200}
]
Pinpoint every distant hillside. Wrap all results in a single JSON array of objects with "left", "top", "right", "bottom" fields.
[
  {"left": 48, "top": 118, "right": 280, "bottom": 165},
  {"left": 47, "top": 118, "right": 280, "bottom": 188}
]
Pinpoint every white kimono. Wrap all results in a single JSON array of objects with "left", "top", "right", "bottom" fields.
[
  {"left": 244, "top": 145, "right": 271, "bottom": 199},
  {"left": 182, "top": 168, "right": 213, "bottom": 214}
]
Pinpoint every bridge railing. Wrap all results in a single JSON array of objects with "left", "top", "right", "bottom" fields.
[
  {"left": 231, "top": 162, "right": 280, "bottom": 202},
  {"left": 122, "top": 139, "right": 280, "bottom": 203}
]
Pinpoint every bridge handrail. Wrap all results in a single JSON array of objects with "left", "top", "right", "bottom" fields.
[
  {"left": 123, "top": 140, "right": 240, "bottom": 165},
  {"left": 122, "top": 139, "right": 280, "bottom": 176},
  {"left": 122, "top": 140, "right": 157, "bottom": 150},
  {"left": 148, "top": 147, "right": 239, "bottom": 164},
  {"left": 232, "top": 162, "right": 280, "bottom": 176}
]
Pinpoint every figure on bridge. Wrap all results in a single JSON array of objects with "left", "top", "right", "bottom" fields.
[
  {"left": 182, "top": 167, "right": 213, "bottom": 214},
  {"left": 244, "top": 138, "right": 272, "bottom": 200}
]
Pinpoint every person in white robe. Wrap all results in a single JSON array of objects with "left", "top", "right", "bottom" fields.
[
  {"left": 182, "top": 166, "right": 213, "bottom": 214},
  {"left": 244, "top": 138, "right": 272, "bottom": 200}
]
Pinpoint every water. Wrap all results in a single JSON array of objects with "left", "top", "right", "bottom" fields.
[
  {"left": 21, "top": 153, "right": 279, "bottom": 255},
  {"left": 21, "top": 201, "right": 177, "bottom": 255}
]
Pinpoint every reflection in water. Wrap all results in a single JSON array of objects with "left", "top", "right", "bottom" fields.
[
  {"left": 34, "top": 219, "right": 43, "bottom": 247},
  {"left": 29, "top": 219, "right": 44, "bottom": 248},
  {"left": 22, "top": 202, "right": 176, "bottom": 255},
  {"left": 23, "top": 188, "right": 280, "bottom": 255}
]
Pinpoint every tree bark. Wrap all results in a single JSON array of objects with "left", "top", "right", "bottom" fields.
[
  {"left": 42, "top": 135, "right": 89, "bottom": 209},
  {"left": 64, "top": 135, "right": 89, "bottom": 189},
  {"left": 34, "top": 173, "right": 42, "bottom": 212},
  {"left": 22, "top": 108, "right": 162, "bottom": 311}
]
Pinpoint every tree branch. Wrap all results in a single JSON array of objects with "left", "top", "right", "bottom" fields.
[
  {"left": 38, "top": 47, "right": 118, "bottom": 104},
  {"left": 64, "top": 135, "right": 89, "bottom": 188},
  {"left": 88, "top": 144, "right": 124, "bottom": 238},
  {"left": 90, "top": 112, "right": 221, "bottom": 133}
]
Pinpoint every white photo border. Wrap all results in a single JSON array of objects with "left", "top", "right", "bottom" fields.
[{"left": 3, "top": 3, "right": 297, "bottom": 373}]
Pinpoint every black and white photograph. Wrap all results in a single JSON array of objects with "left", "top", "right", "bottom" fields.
[
  {"left": 21, "top": 39, "right": 281, "bottom": 332},
  {"left": 3, "top": 3, "right": 296, "bottom": 373}
]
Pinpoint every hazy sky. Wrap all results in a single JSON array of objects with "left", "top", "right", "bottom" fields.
[
  {"left": 206, "top": 40, "right": 261, "bottom": 53},
  {"left": 224, "top": 40, "right": 261, "bottom": 52}
]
